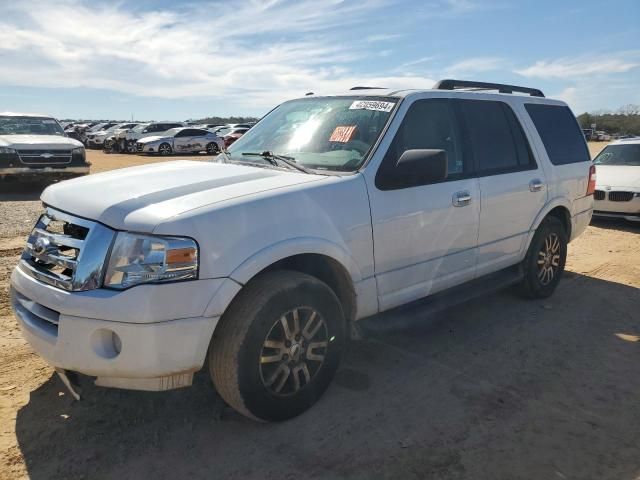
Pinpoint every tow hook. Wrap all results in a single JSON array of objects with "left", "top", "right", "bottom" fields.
[{"left": 55, "top": 368, "right": 82, "bottom": 401}]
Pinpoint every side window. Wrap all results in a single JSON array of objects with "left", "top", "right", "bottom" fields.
[
  {"left": 525, "top": 104, "right": 590, "bottom": 165},
  {"left": 376, "top": 98, "right": 464, "bottom": 190},
  {"left": 456, "top": 99, "right": 535, "bottom": 175},
  {"left": 175, "top": 129, "right": 192, "bottom": 137}
]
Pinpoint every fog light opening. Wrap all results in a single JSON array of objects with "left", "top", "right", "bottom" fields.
[{"left": 90, "top": 329, "right": 122, "bottom": 359}]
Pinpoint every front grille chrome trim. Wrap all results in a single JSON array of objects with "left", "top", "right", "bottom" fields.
[{"left": 19, "top": 207, "right": 115, "bottom": 292}]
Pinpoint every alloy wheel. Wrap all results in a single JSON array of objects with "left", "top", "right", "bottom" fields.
[
  {"left": 259, "top": 307, "right": 328, "bottom": 396},
  {"left": 537, "top": 233, "right": 561, "bottom": 285}
]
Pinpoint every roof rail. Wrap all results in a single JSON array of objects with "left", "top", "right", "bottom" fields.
[
  {"left": 433, "top": 79, "right": 545, "bottom": 97},
  {"left": 350, "top": 86, "right": 387, "bottom": 91}
]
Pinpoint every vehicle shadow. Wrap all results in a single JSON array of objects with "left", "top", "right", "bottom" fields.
[
  {"left": 0, "top": 180, "right": 48, "bottom": 202},
  {"left": 14, "top": 273, "right": 640, "bottom": 480},
  {"left": 591, "top": 217, "right": 640, "bottom": 234}
]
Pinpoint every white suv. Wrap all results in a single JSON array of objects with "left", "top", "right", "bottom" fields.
[{"left": 10, "top": 80, "right": 594, "bottom": 421}]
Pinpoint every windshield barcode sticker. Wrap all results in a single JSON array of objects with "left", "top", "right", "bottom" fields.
[{"left": 349, "top": 100, "right": 395, "bottom": 112}]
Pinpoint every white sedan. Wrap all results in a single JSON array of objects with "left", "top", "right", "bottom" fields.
[
  {"left": 592, "top": 137, "right": 640, "bottom": 221},
  {"left": 136, "top": 127, "right": 224, "bottom": 155}
]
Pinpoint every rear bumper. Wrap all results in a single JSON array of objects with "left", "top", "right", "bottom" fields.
[
  {"left": 570, "top": 207, "right": 593, "bottom": 241},
  {"left": 0, "top": 166, "right": 90, "bottom": 179}
]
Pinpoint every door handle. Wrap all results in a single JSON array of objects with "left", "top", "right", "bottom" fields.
[
  {"left": 452, "top": 191, "right": 472, "bottom": 207},
  {"left": 529, "top": 179, "right": 544, "bottom": 192}
]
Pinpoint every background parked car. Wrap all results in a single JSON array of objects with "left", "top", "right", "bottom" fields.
[
  {"left": 81, "top": 122, "right": 118, "bottom": 146},
  {"left": 124, "top": 122, "right": 184, "bottom": 152},
  {"left": 592, "top": 138, "right": 640, "bottom": 221},
  {"left": 0, "top": 112, "right": 89, "bottom": 182},
  {"left": 136, "top": 127, "right": 224, "bottom": 155},
  {"left": 102, "top": 123, "right": 140, "bottom": 153},
  {"left": 223, "top": 127, "right": 250, "bottom": 148},
  {"left": 87, "top": 122, "right": 137, "bottom": 149}
]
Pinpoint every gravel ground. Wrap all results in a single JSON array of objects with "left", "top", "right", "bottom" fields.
[{"left": 4, "top": 144, "right": 639, "bottom": 480}]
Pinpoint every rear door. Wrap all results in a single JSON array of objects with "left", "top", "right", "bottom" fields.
[
  {"left": 523, "top": 103, "right": 593, "bottom": 240},
  {"left": 454, "top": 99, "right": 546, "bottom": 276},
  {"left": 365, "top": 97, "right": 480, "bottom": 311}
]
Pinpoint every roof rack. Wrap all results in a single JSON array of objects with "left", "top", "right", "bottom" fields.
[
  {"left": 350, "top": 86, "right": 387, "bottom": 91},
  {"left": 433, "top": 79, "right": 545, "bottom": 97}
]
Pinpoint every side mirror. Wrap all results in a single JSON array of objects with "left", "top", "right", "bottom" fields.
[{"left": 394, "top": 149, "right": 448, "bottom": 185}]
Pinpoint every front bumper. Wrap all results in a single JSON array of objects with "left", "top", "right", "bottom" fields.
[
  {"left": 136, "top": 142, "right": 159, "bottom": 153},
  {"left": 10, "top": 266, "right": 232, "bottom": 391},
  {"left": 0, "top": 166, "right": 90, "bottom": 179},
  {"left": 593, "top": 193, "right": 640, "bottom": 221}
]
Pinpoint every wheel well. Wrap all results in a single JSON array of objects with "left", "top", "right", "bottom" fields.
[
  {"left": 260, "top": 254, "right": 357, "bottom": 324},
  {"left": 546, "top": 206, "right": 571, "bottom": 238}
]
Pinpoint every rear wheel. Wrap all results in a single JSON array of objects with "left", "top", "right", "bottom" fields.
[
  {"left": 520, "top": 216, "right": 567, "bottom": 298},
  {"left": 158, "top": 143, "right": 172, "bottom": 155},
  {"left": 209, "top": 270, "right": 346, "bottom": 422},
  {"left": 206, "top": 142, "right": 219, "bottom": 155}
]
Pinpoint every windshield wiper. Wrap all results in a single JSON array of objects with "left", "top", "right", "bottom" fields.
[{"left": 241, "top": 151, "right": 312, "bottom": 174}]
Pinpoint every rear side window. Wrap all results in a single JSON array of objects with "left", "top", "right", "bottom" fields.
[
  {"left": 456, "top": 99, "right": 535, "bottom": 175},
  {"left": 525, "top": 104, "right": 590, "bottom": 165}
]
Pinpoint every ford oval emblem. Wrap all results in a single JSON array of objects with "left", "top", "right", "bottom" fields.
[{"left": 33, "top": 237, "right": 50, "bottom": 255}]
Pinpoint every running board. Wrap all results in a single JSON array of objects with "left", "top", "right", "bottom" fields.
[{"left": 359, "top": 265, "right": 524, "bottom": 334}]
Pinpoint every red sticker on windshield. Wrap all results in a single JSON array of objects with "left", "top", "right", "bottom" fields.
[{"left": 330, "top": 125, "right": 357, "bottom": 143}]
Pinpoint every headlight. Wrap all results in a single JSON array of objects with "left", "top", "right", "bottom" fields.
[
  {"left": 0, "top": 147, "right": 16, "bottom": 154},
  {"left": 72, "top": 147, "right": 86, "bottom": 162},
  {"left": 104, "top": 233, "right": 198, "bottom": 289}
]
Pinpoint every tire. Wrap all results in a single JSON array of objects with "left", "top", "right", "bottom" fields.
[
  {"left": 206, "top": 142, "right": 219, "bottom": 155},
  {"left": 209, "top": 270, "right": 346, "bottom": 422},
  {"left": 520, "top": 216, "right": 567, "bottom": 299},
  {"left": 158, "top": 143, "right": 172, "bottom": 155}
]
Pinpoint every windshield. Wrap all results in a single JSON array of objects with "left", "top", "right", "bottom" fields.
[
  {"left": 227, "top": 96, "right": 398, "bottom": 171},
  {"left": 0, "top": 116, "right": 65, "bottom": 136},
  {"left": 132, "top": 124, "right": 149, "bottom": 132},
  {"left": 165, "top": 128, "right": 182, "bottom": 137},
  {"left": 594, "top": 144, "right": 640, "bottom": 166}
]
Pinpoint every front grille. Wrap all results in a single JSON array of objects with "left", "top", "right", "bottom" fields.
[
  {"left": 17, "top": 149, "right": 72, "bottom": 165},
  {"left": 594, "top": 190, "right": 605, "bottom": 200},
  {"left": 608, "top": 191, "right": 634, "bottom": 202},
  {"left": 20, "top": 208, "right": 115, "bottom": 291}
]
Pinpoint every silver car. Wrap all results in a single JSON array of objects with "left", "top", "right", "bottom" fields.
[{"left": 136, "top": 127, "right": 224, "bottom": 155}]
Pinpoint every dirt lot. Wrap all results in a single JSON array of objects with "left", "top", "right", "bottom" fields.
[{"left": 1, "top": 145, "right": 639, "bottom": 479}]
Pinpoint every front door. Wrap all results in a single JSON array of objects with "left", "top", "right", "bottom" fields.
[{"left": 364, "top": 97, "right": 480, "bottom": 311}]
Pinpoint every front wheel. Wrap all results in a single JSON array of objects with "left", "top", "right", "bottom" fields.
[
  {"left": 209, "top": 270, "right": 346, "bottom": 422},
  {"left": 520, "top": 216, "right": 567, "bottom": 298},
  {"left": 158, "top": 143, "right": 173, "bottom": 155}
]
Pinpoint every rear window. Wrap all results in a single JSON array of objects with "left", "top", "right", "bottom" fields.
[{"left": 525, "top": 104, "right": 590, "bottom": 165}]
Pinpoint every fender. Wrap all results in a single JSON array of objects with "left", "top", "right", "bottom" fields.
[
  {"left": 228, "top": 236, "right": 364, "bottom": 286},
  {"left": 201, "top": 237, "right": 364, "bottom": 319},
  {"left": 521, "top": 195, "right": 572, "bottom": 258}
]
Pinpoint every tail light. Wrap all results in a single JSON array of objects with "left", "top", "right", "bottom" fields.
[{"left": 586, "top": 164, "right": 596, "bottom": 195}]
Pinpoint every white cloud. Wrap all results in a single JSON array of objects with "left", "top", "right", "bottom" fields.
[
  {"left": 0, "top": 0, "right": 443, "bottom": 113},
  {"left": 516, "top": 53, "right": 640, "bottom": 79},
  {"left": 443, "top": 57, "right": 506, "bottom": 76}
]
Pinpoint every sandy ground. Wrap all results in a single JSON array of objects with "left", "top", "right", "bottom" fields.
[{"left": 1, "top": 144, "right": 639, "bottom": 479}]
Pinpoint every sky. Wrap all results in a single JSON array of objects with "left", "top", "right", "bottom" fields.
[{"left": 0, "top": 0, "right": 638, "bottom": 120}]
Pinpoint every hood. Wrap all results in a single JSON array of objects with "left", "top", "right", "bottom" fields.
[
  {"left": 41, "top": 160, "right": 326, "bottom": 232},
  {"left": 138, "top": 135, "right": 167, "bottom": 144},
  {"left": 595, "top": 165, "right": 640, "bottom": 189},
  {"left": 0, "top": 134, "right": 83, "bottom": 149}
]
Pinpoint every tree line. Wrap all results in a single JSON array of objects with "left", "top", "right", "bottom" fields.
[
  {"left": 577, "top": 104, "right": 640, "bottom": 136},
  {"left": 189, "top": 116, "right": 260, "bottom": 125}
]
